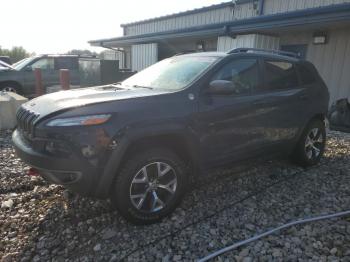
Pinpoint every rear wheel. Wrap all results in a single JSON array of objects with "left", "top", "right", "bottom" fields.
[
  {"left": 0, "top": 86, "right": 18, "bottom": 93},
  {"left": 111, "top": 148, "right": 188, "bottom": 225},
  {"left": 293, "top": 119, "right": 326, "bottom": 167}
]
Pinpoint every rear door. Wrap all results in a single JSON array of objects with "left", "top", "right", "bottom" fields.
[
  {"left": 22, "top": 57, "right": 56, "bottom": 91},
  {"left": 250, "top": 58, "right": 309, "bottom": 150}
]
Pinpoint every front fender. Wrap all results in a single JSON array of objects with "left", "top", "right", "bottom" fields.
[{"left": 93, "top": 123, "right": 199, "bottom": 198}]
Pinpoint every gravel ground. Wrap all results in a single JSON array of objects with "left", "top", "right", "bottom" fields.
[{"left": 0, "top": 130, "right": 350, "bottom": 261}]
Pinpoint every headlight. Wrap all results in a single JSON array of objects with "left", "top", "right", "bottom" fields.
[{"left": 46, "top": 114, "right": 111, "bottom": 127}]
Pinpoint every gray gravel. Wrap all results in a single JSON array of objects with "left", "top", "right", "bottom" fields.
[{"left": 0, "top": 129, "right": 350, "bottom": 261}]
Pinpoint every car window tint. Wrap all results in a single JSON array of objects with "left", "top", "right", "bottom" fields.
[
  {"left": 212, "top": 58, "right": 259, "bottom": 95},
  {"left": 55, "top": 57, "right": 78, "bottom": 70},
  {"left": 262, "top": 60, "right": 298, "bottom": 91},
  {"left": 30, "top": 58, "right": 54, "bottom": 70},
  {"left": 298, "top": 64, "right": 316, "bottom": 85}
]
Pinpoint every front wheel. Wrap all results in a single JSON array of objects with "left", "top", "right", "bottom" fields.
[
  {"left": 292, "top": 119, "right": 326, "bottom": 167},
  {"left": 111, "top": 148, "right": 188, "bottom": 225}
]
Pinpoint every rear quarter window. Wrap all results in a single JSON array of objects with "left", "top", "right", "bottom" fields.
[{"left": 297, "top": 63, "right": 317, "bottom": 85}]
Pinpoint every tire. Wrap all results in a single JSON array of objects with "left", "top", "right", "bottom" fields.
[
  {"left": 292, "top": 119, "right": 326, "bottom": 167},
  {"left": 0, "top": 85, "right": 19, "bottom": 94},
  {"left": 111, "top": 148, "right": 188, "bottom": 225}
]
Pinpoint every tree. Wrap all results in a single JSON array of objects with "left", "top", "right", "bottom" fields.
[
  {"left": 66, "top": 49, "right": 99, "bottom": 57},
  {"left": 0, "top": 46, "right": 33, "bottom": 63}
]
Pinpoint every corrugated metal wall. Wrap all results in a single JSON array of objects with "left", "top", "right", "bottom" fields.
[
  {"left": 263, "top": 0, "right": 350, "bottom": 15},
  {"left": 124, "top": 7, "right": 233, "bottom": 36},
  {"left": 217, "top": 35, "right": 256, "bottom": 51},
  {"left": 234, "top": 1, "right": 259, "bottom": 19},
  {"left": 101, "top": 50, "right": 132, "bottom": 69},
  {"left": 217, "top": 34, "right": 280, "bottom": 52},
  {"left": 124, "top": 2, "right": 258, "bottom": 36},
  {"left": 280, "top": 28, "right": 350, "bottom": 103},
  {"left": 254, "top": 34, "right": 280, "bottom": 49},
  {"left": 131, "top": 43, "right": 158, "bottom": 71},
  {"left": 102, "top": 51, "right": 125, "bottom": 69}
]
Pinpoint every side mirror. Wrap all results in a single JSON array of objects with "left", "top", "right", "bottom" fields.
[
  {"left": 207, "top": 80, "right": 235, "bottom": 95},
  {"left": 24, "top": 66, "right": 32, "bottom": 71}
]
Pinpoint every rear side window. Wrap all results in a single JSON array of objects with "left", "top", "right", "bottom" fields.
[
  {"left": 298, "top": 63, "right": 317, "bottom": 85},
  {"left": 55, "top": 57, "right": 78, "bottom": 70},
  {"left": 212, "top": 58, "right": 259, "bottom": 95},
  {"left": 262, "top": 60, "right": 298, "bottom": 91}
]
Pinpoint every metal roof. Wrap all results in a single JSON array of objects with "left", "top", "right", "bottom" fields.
[
  {"left": 120, "top": 0, "right": 255, "bottom": 27},
  {"left": 89, "top": 3, "right": 350, "bottom": 47}
]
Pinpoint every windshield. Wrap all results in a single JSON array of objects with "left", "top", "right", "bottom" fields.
[
  {"left": 0, "top": 60, "right": 13, "bottom": 70},
  {"left": 122, "top": 56, "right": 218, "bottom": 91},
  {"left": 12, "top": 57, "right": 34, "bottom": 70}
]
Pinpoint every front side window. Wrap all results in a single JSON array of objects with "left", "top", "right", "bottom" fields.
[
  {"left": 30, "top": 58, "right": 54, "bottom": 70},
  {"left": 211, "top": 58, "right": 259, "bottom": 95},
  {"left": 122, "top": 56, "right": 218, "bottom": 91},
  {"left": 262, "top": 60, "right": 298, "bottom": 91}
]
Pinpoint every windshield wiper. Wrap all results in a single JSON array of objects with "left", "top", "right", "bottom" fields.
[
  {"left": 132, "top": 85, "right": 153, "bottom": 90},
  {"left": 109, "top": 82, "right": 129, "bottom": 91}
]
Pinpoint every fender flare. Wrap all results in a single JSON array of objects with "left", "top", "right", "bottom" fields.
[{"left": 93, "top": 124, "right": 199, "bottom": 198}]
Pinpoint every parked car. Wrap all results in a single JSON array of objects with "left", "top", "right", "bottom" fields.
[
  {"left": 0, "top": 56, "right": 12, "bottom": 65},
  {"left": 0, "top": 55, "right": 95, "bottom": 96},
  {"left": 0, "top": 60, "right": 14, "bottom": 71},
  {"left": 13, "top": 48, "right": 329, "bottom": 224}
]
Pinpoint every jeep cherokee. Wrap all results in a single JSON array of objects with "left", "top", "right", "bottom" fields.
[{"left": 12, "top": 48, "right": 329, "bottom": 224}]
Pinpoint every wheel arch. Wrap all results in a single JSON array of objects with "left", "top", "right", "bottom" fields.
[
  {"left": 0, "top": 81, "right": 23, "bottom": 94},
  {"left": 120, "top": 133, "right": 199, "bottom": 178},
  {"left": 292, "top": 113, "right": 326, "bottom": 151},
  {"left": 310, "top": 113, "right": 326, "bottom": 122},
  {"left": 95, "top": 131, "right": 199, "bottom": 198}
]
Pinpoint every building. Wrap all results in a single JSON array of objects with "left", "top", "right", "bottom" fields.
[{"left": 89, "top": 0, "right": 350, "bottom": 104}]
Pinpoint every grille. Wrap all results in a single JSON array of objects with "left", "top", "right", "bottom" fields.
[{"left": 16, "top": 106, "right": 40, "bottom": 138}]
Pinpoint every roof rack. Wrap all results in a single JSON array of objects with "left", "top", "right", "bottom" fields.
[{"left": 227, "top": 48, "right": 300, "bottom": 58}]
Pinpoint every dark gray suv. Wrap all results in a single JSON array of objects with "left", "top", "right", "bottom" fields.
[
  {"left": 0, "top": 55, "right": 82, "bottom": 96},
  {"left": 13, "top": 48, "right": 329, "bottom": 224}
]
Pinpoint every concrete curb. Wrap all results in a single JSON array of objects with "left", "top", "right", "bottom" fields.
[{"left": 0, "top": 92, "right": 28, "bottom": 130}]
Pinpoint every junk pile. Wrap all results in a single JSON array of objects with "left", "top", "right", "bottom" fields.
[{"left": 328, "top": 98, "right": 350, "bottom": 133}]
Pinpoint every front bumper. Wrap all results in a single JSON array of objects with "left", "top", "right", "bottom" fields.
[{"left": 12, "top": 129, "right": 100, "bottom": 197}]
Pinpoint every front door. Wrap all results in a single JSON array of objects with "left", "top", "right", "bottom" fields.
[
  {"left": 23, "top": 57, "right": 56, "bottom": 92},
  {"left": 196, "top": 57, "right": 264, "bottom": 167}
]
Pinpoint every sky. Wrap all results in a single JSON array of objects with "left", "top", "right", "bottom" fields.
[{"left": 1, "top": 0, "right": 224, "bottom": 54}]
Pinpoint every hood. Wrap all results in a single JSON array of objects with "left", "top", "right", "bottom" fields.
[{"left": 22, "top": 85, "right": 169, "bottom": 117}]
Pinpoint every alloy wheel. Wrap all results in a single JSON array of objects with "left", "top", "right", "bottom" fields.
[
  {"left": 305, "top": 127, "right": 324, "bottom": 160},
  {"left": 129, "top": 162, "right": 177, "bottom": 213}
]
